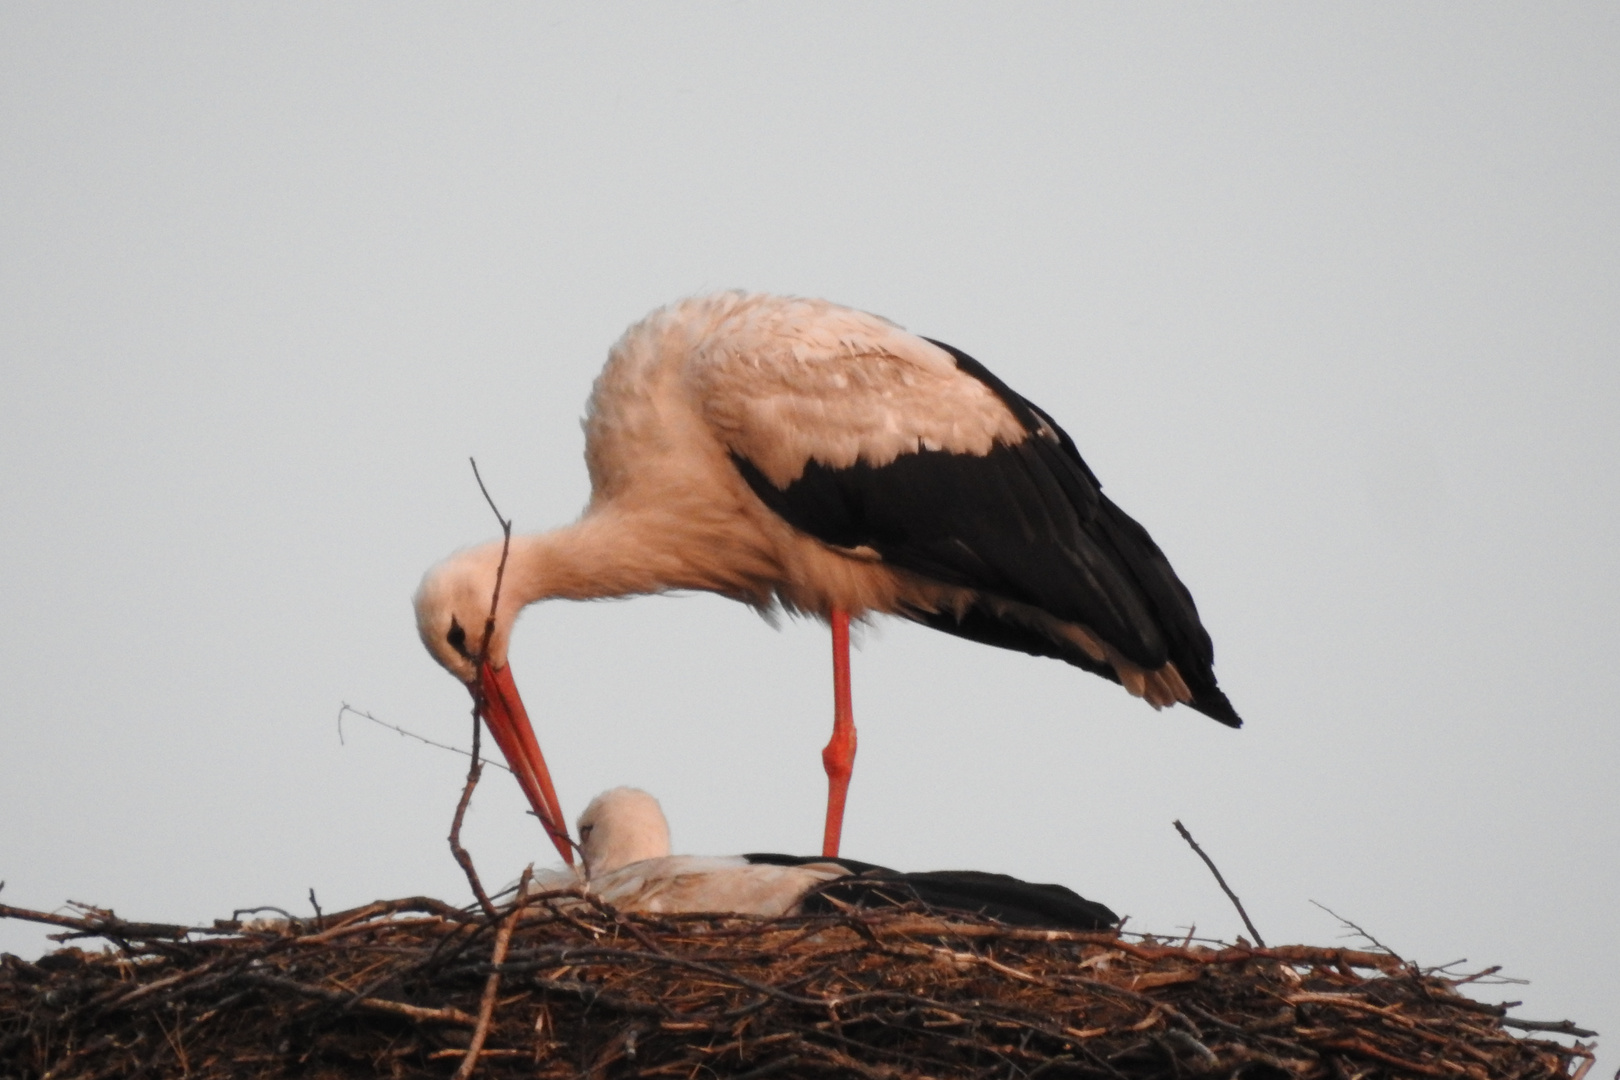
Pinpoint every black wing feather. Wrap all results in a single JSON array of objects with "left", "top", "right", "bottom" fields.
[
  {"left": 730, "top": 339, "right": 1240, "bottom": 727},
  {"left": 744, "top": 853, "right": 1117, "bottom": 930},
  {"left": 807, "top": 870, "right": 1119, "bottom": 931}
]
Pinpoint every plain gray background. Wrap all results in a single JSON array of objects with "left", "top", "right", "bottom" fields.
[{"left": 3, "top": 3, "right": 1616, "bottom": 1065}]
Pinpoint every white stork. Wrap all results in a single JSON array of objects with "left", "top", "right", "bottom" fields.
[
  {"left": 415, "top": 292, "right": 1241, "bottom": 864},
  {"left": 529, "top": 787, "right": 1118, "bottom": 928}
]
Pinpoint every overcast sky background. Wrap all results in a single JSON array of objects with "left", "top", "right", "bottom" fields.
[{"left": 3, "top": 3, "right": 1616, "bottom": 1064}]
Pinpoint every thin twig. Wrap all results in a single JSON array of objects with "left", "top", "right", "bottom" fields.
[
  {"left": 1172, "top": 819, "right": 1266, "bottom": 947},
  {"left": 0, "top": 902, "right": 187, "bottom": 941},
  {"left": 1450, "top": 964, "right": 1529, "bottom": 986},
  {"left": 468, "top": 456, "right": 514, "bottom": 666},
  {"left": 241, "top": 972, "right": 476, "bottom": 1026},
  {"left": 337, "top": 703, "right": 512, "bottom": 774},
  {"left": 464, "top": 459, "right": 571, "bottom": 857},
  {"left": 448, "top": 714, "right": 498, "bottom": 920},
  {"left": 1498, "top": 1016, "right": 1598, "bottom": 1038},
  {"left": 1309, "top": 899, "right": 1398, "bottom": 958},
  {"left": 444, "top": 457, "right": 519, "bottom": 920}
]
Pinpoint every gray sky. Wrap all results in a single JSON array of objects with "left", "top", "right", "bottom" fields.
[{"left": 3, "top": 3, "right": 1616, "bottom": 1063}]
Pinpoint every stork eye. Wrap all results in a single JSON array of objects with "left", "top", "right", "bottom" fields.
[{"left": 446, "top": 618, "right": 471, "bottom": 659}]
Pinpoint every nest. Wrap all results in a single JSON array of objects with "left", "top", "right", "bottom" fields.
[{"left": 0, "top": 891, "right": 1594, "bottom": 1080}]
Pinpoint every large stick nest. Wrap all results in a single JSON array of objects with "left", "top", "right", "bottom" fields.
[{"left": 0, "top": 891, "right": 1593, "bottom": 1080}]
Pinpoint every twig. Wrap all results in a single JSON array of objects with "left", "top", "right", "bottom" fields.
[
  {"left": 1498, "top": 1016, "right": 1599, "bottom": 1038},
  {"left": 463, "top": 461, "right": 572, "bottom": 860},
  {"left": 294, "top": 896, "right": 471, "bottom": 930},
  {"left": 1450, "top": 964, "right": 1529, "bottom": 986},
  {"left": 241, "top": 972, "right": 476, "bottom": 1026},
  {"left": 444, "top": 457, "right": 519, "bottom": 920},
  {"left": 1309, "top": 900, "right": 1399, "bottom": 958},
  {"left": 468, "top": 456, "right": 514, "bottom": 667},
  {"left": 0, "top": 902, "right": 183, "bottom": 941},
  {"left": 1172, "top": 820, "right": 1266, "bottom": 947},
  {"left": 1314, "top": 1036, "right": 1449, "bottom": 1077},
  {"left": 454, "top": 870, "right": 531, "bottom": 1080},
  {"left": 337, "top": 703, "right": 512, "bottom": 774},
  {"left": 307, "top": 888, "right": 323, "bottom": 926},
  {"left": 448, "top": 714, "right": 498, "bottom": 920},
  {"left": 1420, "top": 957, "right": 1471, "bottom": 976}
]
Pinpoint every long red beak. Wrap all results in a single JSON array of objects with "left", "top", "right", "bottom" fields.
[{"left": 474, "top": 660, "right": 574, "bottom": 866}]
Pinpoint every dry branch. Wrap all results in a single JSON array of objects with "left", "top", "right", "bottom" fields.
[
  {"left": 1173, "top": 819, "right": 1266, "bottom": 948},
  {"left": 447, "top": 711, "right": 499, "bottom": 920},
  {"left": 441, "top": 458, "right": 520, "bottom": 921}
]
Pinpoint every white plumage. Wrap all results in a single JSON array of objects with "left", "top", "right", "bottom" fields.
[
  {"left": 528, "top": 787, "right": 848, "bottom": 918},
  {"left": 419, "top": 295, "right": 1004, "bottom": 658}
]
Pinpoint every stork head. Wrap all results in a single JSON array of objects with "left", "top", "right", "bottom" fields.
[
  {"left": 577, "top": 787, "right": 672, "bottom": 877},
  {"left": 414, "top": 540, "right": 516, "bottom": 683},
  {"left": 413, "top": 539, "right": 575, "bottom": 866}
]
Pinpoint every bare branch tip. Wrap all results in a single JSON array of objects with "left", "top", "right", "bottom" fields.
[
  {"left": 468, "top": 457, "right": 512, "bottom": 534},
  {"left": 1172, "top": 819, "right": 1266, "bottom": 949}
]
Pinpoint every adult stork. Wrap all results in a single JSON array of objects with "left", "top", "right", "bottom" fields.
[{"left": 415, "top": 292, "right": 1241, "bottom": 864}]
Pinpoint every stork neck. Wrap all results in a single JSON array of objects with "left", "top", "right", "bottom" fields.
[{"left": 502, "top": 510, "right": 693, "bottom": 607}]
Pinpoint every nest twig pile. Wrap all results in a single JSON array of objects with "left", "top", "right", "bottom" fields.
[{"left": 0, "top": 892, "right": 1594, "bottom": 1079}]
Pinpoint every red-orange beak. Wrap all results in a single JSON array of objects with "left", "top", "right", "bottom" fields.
[{"left": 474, "top": 660, "right": 574, "bottom": 866}]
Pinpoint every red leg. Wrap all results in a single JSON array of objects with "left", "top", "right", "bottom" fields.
[{"left": 821, "top": 607, "right": 857, "bottom": 857}]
